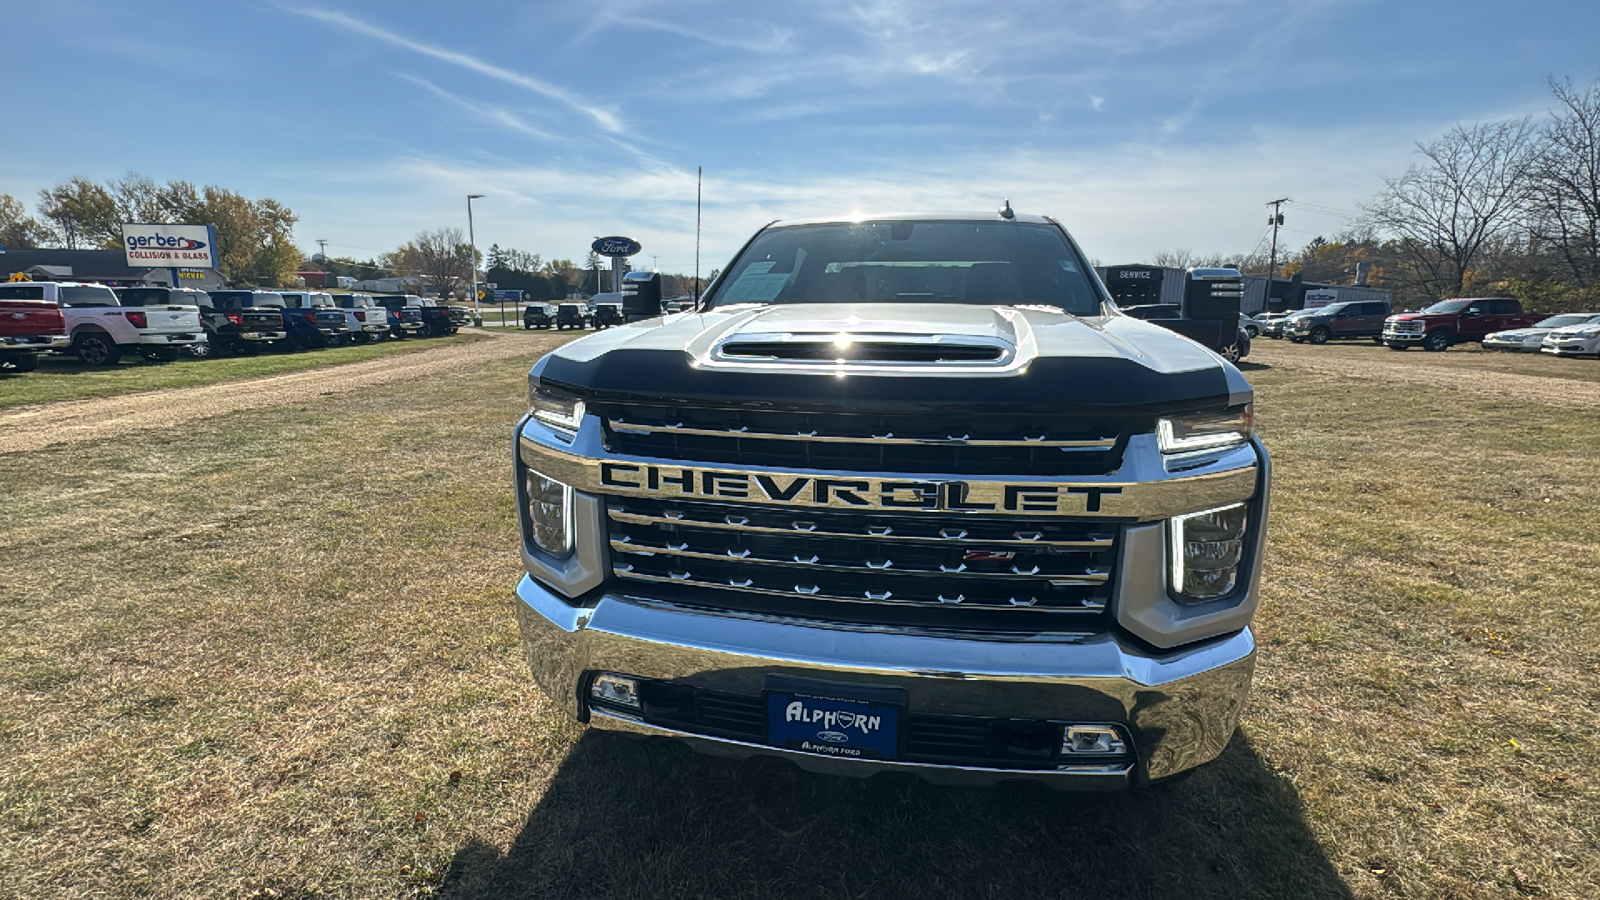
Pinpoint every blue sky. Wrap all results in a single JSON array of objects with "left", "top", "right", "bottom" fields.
[{"left": 3, "top": 0, "right": 1597, "bottom": 273}]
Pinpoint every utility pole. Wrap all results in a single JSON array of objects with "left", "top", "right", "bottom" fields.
[
  {"left": 316, "top": 238, "right": 328, "bottom": 261},
  {"left": 467, "top": 194, "right": 485, "bottom": 320},
  {"left": 1265, "top": 198, "right": 1288, "bottom": 305}
]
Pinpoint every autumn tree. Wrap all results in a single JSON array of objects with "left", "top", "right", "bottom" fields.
[
  {"left": 1360, "top": 118, "right": 1541, "bottom": 299},
  {"left": 0, "top": 194, "right": 50, "bottom": 249},
  {"left": 36, "top": 177, "right": 120, "bottom": 248},
  {"left": 1529, "top": 77, "right": 1600, "bottom": 293},
  {"left": 411, "top": 227, "right": 475, "bottom": 297}
]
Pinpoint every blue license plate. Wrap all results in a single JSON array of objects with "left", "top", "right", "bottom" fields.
[{"left": 767, "top": 691, "right": 900, "bottom": 760}]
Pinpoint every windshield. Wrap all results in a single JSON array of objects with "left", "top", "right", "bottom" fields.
[
  {"left": 1421, "top": 299, "right": 1473, "bottom": 314},
  {"left": 60, "top": 285, "right": 119, "bottom": 307},
  {"left": 1534, "top": 314, "right": 1595, "bottom": 328},
  {"left": 703, "top": 220, "right": 1103, "bottom": 314}
]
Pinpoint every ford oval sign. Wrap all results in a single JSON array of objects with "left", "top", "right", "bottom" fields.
[{"left": 592, "top": 236, "right": 642, "bottom": 258}]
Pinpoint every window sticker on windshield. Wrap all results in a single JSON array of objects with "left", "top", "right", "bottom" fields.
[
  {"left": 1058, "top": 260, "right": 1081, "bottom": 273},
  {"left": 723, "top": 255, "right": 801, "bottom": 304}
]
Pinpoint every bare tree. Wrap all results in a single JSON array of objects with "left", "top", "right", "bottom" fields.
[
  {"left": 1530, "top": 77, "right": 1600, "bottom": 289},
  {"left": 1360, "top": 119, "right": 1541, "bottom": 299},
  {"left": 412, "top": 227, "right": 474, "bottom": 297}
]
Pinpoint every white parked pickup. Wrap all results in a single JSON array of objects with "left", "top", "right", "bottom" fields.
[{"left": 37, "top": 281, "right": 205, "bottom": 364}]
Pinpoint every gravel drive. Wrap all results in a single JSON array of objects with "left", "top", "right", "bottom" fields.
[{"left": 0, "top": 330, "right": 564, "bottom": 454}]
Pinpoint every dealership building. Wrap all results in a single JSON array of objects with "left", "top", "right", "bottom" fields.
[{"left": 0, "top": 248, "right": 226, "bottom": 289}]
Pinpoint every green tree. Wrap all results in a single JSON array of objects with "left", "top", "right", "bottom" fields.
[
  {"left": 0, "top": 194, "right": 49, "bottom": 249},
  {"left": 37, "top": 177, "right": 120, "bottom": 249}
]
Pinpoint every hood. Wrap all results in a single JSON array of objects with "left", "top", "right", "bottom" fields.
[{"left": 534, "top": 303, "right": 1250, "bottom": 417}]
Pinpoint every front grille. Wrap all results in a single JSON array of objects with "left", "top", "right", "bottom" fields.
[
  {"left": 617, "top": 683, "right": 1120, "bottom": 769},
  {"left": 607, "top": 496, "right": 1115, "bottom": 614},
  {"left": 596, "top": 403, "right": 1128, "bottom": 476},
  {"left": 1387, "top": 321, "right": 1424, "bottom": 334}
]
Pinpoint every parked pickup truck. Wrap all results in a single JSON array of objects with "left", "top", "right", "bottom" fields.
[
  {"left": 372, "top": 295, "right": 431, "bottom": 338},
  {"left": 279, "top": 291, "right": 356, "bottom": 348},
  {"left": 375, "top": 295, "right": 451, "bottom": 337},
  {"left": 0, "top": 284, "right": 70, "bottom": 372},
  {"left": 331, "top": 292, "right": 392, "bottom": 343},
  {"left": 23, "top": 281, "right": 206, "bottom": 365},
  {"left": 523, "top": 303, "right": 555, "bottom": 329},
  {"left": 1287, "top": 299, "right": 1391, "bottom": 344},
  {"left": 203, "top": 290, "right": 290, "bottom": 355},
  {"left": 512, "top": 209, "right": 1270, "bottom": 789},
  {"left": 1382, "top": 297, "right": 1544, "bottom": 351},
  {"left": 113, "top": 287, "right": 215, "bottom": 358}
]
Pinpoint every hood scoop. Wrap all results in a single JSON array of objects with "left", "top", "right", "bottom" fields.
[{"left": 714, "top": 333, "right": 1013, "bottom": 366}]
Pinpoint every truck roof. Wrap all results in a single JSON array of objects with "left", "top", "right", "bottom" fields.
[{"left": 768, "top": 210, "right": 1057, "bottom": 228}]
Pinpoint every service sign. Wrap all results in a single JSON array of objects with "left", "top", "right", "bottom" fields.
[
  {"left": 122, "top": 224, "right": 218, "bottom": 269},
  {"left": 592, "top": 236, "right": 641, "bottom": 258}
]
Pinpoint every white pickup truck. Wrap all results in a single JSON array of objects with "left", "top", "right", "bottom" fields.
[{"left": 38, "top": 281, "right": 206, "bottom": 364}]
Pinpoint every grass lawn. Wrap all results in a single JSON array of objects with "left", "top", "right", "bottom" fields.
[
  {"left": 0, "top": 333, "right": 492, "bottom": 410},
  {"left": 1, "top": 349, "right": 1596, "bottom": 897}
]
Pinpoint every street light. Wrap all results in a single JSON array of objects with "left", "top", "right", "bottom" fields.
[{"left": 467, "top": 194, "right": 485, "bottom": 322}]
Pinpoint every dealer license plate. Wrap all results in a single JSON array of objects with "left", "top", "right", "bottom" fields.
[{"left": 766, "top": 690, "right": 901, "bottom": 760}]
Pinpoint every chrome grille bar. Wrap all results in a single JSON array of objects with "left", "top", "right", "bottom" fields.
[
  {"left": 615, "top": 565, "right": 1107, "bottom": 611},
  {"left": 607, "top": 508, "right": 1113, "bottom": 548},
  {"left": 607, "top": 418, "right": 1116, "bottom": 450},
  {"left": 610, "top": 537, "right": 1111, "bottom": 585}
]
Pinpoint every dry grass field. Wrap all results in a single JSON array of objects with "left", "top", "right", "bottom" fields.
[{"left": 1, "top": 335, "right": 1596, "bottom": 898}]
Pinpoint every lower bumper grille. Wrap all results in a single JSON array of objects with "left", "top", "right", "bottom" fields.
[
  {"left": 606, "top": 496, "right": 1116, "bottom": 614},
  {"left": 617, "top": 682, "right": 1120, "bottom": 770}
]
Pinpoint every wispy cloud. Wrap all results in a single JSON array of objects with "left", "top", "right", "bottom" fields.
[
  {"left": 282, "top": 5, "right": 624, "bottom": 134},
  {"left": 394, "top": 73, "right": 555, "bottom": 141}
]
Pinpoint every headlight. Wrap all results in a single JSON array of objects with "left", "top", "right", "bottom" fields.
[
  {"left": 1577, "top": 328, "right": 1600, "bottom": 337},
  {"left": 1169, "top": 503, "right": 1248, "bottom": 601},
  {"left": 523, "top": 468, "right": 573, "bottom": 557},
  {"left": 528, "top": 382, "right": 585, "bottom": 440},
  {"left": 1157, "top": 406, "right": 1252, "bottom": 454}
]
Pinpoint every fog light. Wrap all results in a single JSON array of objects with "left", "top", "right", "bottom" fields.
[
  {"left": 1062, "top": 725, "right": 1127, "bottom": 756},
  {"left": 590, "top": 673, "right": 640, "bottom": 709},
  {"left": 522, "top": 468, "right": 573, "bottom": 557}
]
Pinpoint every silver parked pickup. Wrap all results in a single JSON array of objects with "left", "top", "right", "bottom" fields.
[{"left": 511, "top": 209, "right": 1270, "bottom": 789}]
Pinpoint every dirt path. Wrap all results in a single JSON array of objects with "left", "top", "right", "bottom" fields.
[
  {"left": 0, "top": 330, "right": 558, "bottom": 454},
  {"left": 1247, "top": 343, "right": 1600, "bottom": 411}
]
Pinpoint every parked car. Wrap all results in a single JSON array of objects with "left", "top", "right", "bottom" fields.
[
  {"left": 202, "top": 290, "right": 290, "bottom": 355},
  {"left": 1287, "top": 300, "right": 1392, "bottom": 344},
  {"left": 372, "top": 295, "right": 428, "bottom": 339},
  {"left": 523, "top": 303, "right": 555, "bottom": 329},
  {"left": 1260, "top": 309, "right": 1317, "bottom": 339},
  {"left": 1383, "top": 297, "right": 1545, "bottom": 351},
  {"left": 279, "top": 291, "right": 356, "bottom": 347},
  {"left": 1239, "top": 314, "right": 1263, "bottom": 338},
  {"left": 330, "top": 292, "right": 392, "bottom": 343},
  {"left": 19, "top": 281, "right": 205, "bottom": 365},
  {"left": 375, "top": 294, "right": 450, "bottom": 337},
  {"left": 1482, "top": 313, "right": 1600, "bottom": 352},
  {"left": 113, "top": 287, "right": 215, "bottom": 358},
  {"left": 1540, "top": 320, "right": 1600, "bottom": 357},
  {"left": 0, "top": 283, "right": 70, "bottom": 372},
  {"left": 593, "top": 302, "right": 624, "bottom": 329},
  {"left": 442, "top": 302, "right": 472, "bottom": 330},
  {"left": 555, "top": 302, "right": 589, "bottom": 330}
]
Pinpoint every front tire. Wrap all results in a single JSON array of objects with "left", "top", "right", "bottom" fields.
[
  {"left": 1423, "top": 331, "right": 1451, "bottom": 352},
  {"left": 1308, "top": 326, "right": 1331, "bottom": 345},
  {"left": 74, "top": 333, "right": 121, "bottom": 366}
]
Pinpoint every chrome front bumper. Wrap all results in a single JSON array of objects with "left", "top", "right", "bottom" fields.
[
  {"left": 514, "top": 576, "right": 1256, "bottom": 787},
  {"left": 1, "top": 334, "right": 71, "bottom": 350}
]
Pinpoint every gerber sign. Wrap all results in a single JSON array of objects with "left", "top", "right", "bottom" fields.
[{"left": 121, "top": 224, "right": 218, "bottom": 269}]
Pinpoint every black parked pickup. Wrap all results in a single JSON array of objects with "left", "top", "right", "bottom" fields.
[
  {"left": 375, "top": 295, "right": 452, "bottom": 337},
  {"left": 372, "top": 295, "right": 429, "bottom": 339},
  {"left": 199, "top": 290, "right": 289, "bottom": 355}
]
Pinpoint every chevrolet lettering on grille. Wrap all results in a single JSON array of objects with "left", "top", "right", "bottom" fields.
[{"left": 599, "top": 461, "right": 1125, "bottom": 515}]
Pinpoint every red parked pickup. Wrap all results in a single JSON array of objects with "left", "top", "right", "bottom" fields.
[
  {"left": 1381, "top": 297, "right": 1544, "bottom": 351},
  {"left": 0, "top": 287, "right": 70, "bottom": 374}
]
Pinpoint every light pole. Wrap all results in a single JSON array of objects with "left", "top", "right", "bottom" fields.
[{"left": 467, "top": 194, "right": 485, "bottom": 322}]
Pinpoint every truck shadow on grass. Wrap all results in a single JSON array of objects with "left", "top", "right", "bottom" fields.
[{"left": 440, "top": 730, "right": 1351, "bottom": 900}]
